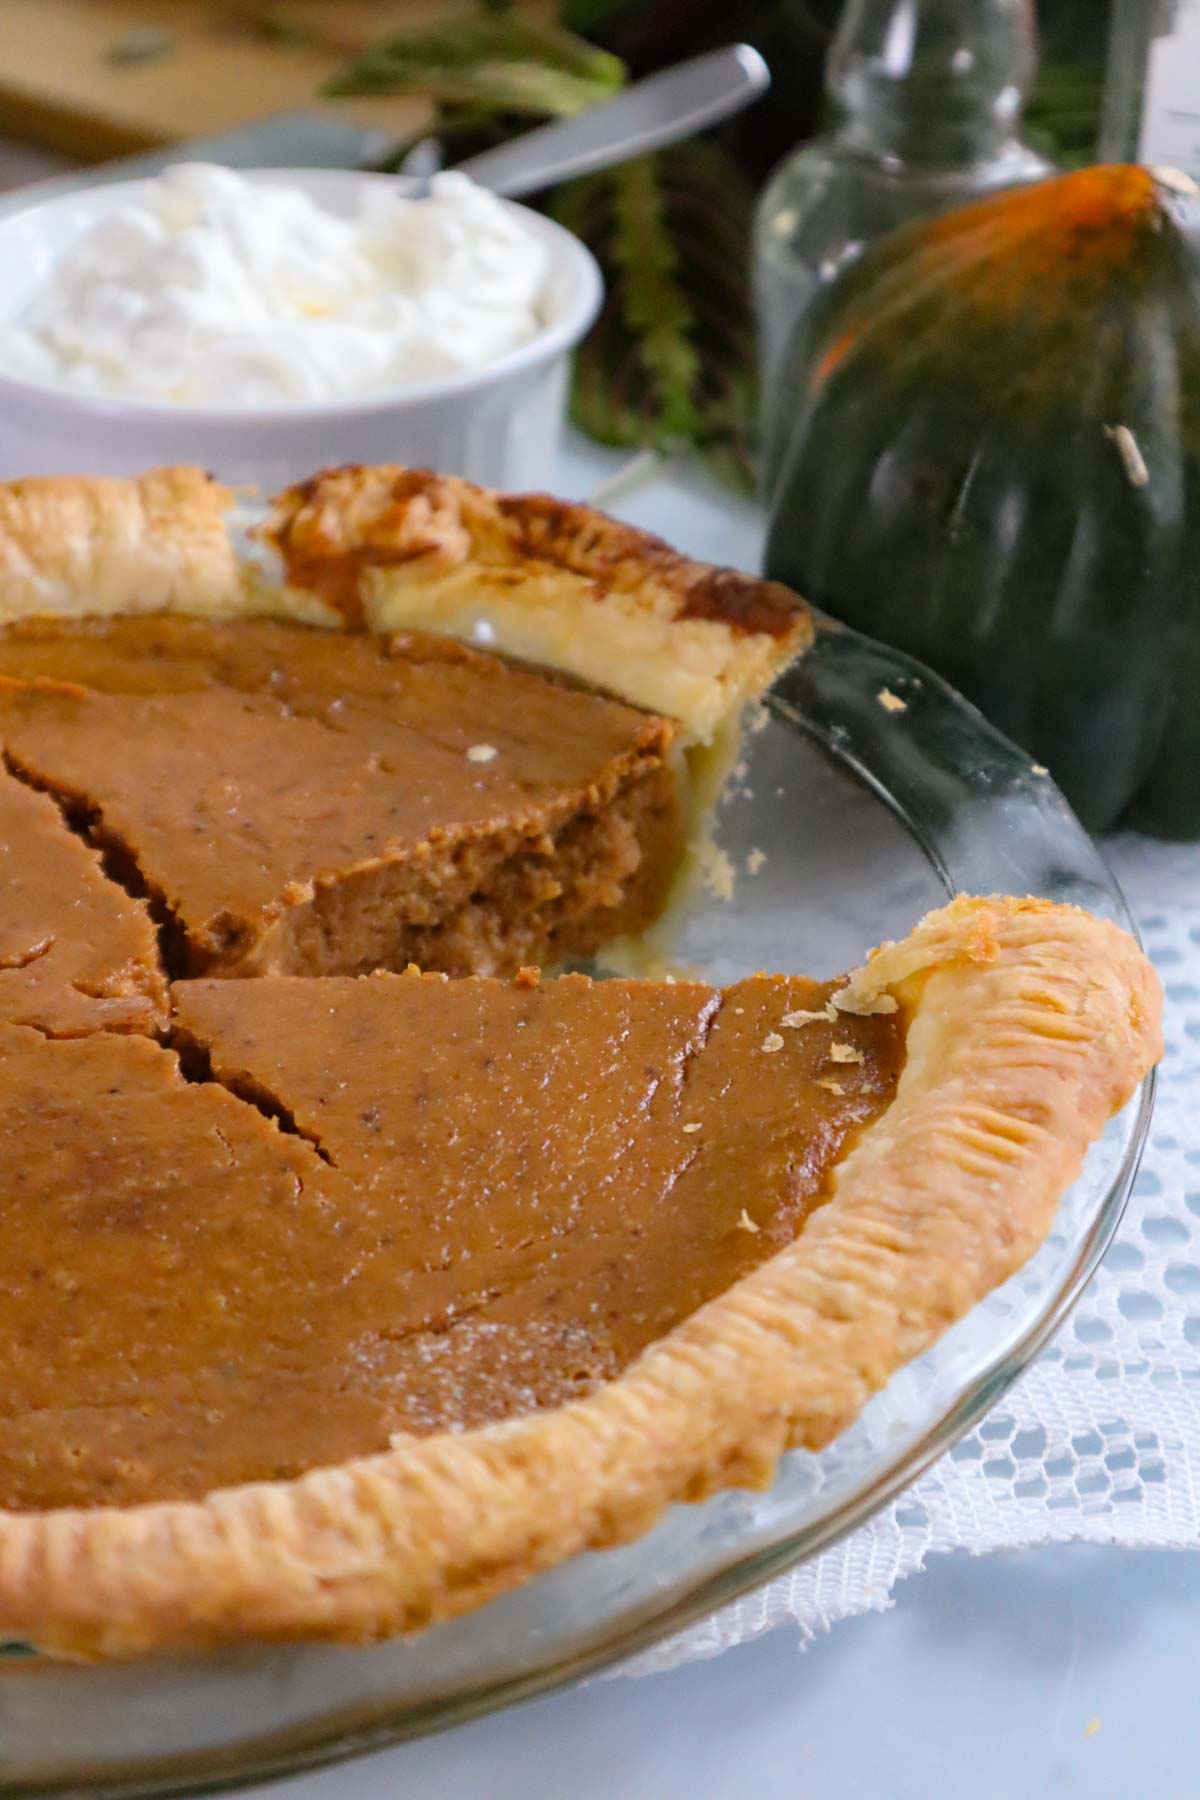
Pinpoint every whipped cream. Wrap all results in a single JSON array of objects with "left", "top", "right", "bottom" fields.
[{"left": 0, "top": 164, "right": 551, "bottom": 407}]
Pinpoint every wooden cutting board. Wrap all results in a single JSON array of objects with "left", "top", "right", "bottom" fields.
[{"left": 0, "top": 1, "right": 484, "bottom": 162}]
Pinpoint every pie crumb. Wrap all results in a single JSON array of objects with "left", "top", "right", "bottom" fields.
[
  {"left": 832, "top": 990, "right": 897, "bottom": 1017},
  {"left": 737, "top": 1209, "right": 760, "bottom": 1234},
  {"left": 782, "top": 1002, "right": 838, "bottom": 1028},
  {"left": 1031, "top": 762, "right": 1049, "bottom": 776},
  {"left": 681, "top": 1121, "right": 702, "bottom": 1134},
  {"left": 700, "top": 842, "right": 736, "bottom": 902},
  {"left": 466, "top": 743, "right": 498, "bottom": 764},
  {"left": 761, "top": 1032, "right": 785, "bottom": 1054},
  {"left": 816, "top": 1077, "right": 845, "bottom": 1095},
  {"left": 745, "top": 847, "right": 767, "bottom": 876},
  {"left": 878, "top": 687, "right": 907, "bottom": 714},
  {"left": 830, "top": 1042, "right": 865, "bottom": 1064},
  {"left": 1084, "top": 1718, "right": 1101, "bottom": 1739}
]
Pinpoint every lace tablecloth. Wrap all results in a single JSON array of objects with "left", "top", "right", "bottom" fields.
[{"left": 627, "top": 834, "right": 1200, "bottom": 1675}]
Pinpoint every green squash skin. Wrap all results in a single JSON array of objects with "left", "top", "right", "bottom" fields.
[{"left": 764, "top": 168, "right": 1200, "bottom": 838}]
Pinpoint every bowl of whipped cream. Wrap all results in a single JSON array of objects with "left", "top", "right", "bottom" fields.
[{"left": 0, "top": 162, "right": 602, "bottom": 489}]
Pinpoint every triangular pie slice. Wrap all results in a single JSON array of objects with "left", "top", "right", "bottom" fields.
[
  {"left": 0, "top": 757, "right": 165, "bottom": 1035},
  {"left": 0, "top": 615, "right": 682, "bottom": 979},
  {"left": 0, "top": 896, "right": 1160, "bottom": 1659},
  {"left": 0, "top": 466, "right": 810, "bottom": 979}
]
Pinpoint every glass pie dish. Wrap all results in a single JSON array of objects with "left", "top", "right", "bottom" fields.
[{"left": 0, "top": 616, "right": 1154, "bottom": 1799}]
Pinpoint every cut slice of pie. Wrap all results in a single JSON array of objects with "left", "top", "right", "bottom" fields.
[
  {"left": 0, "top": 896, "right": 1160, "bottom": 1660},
  {"left": 0, "top": 757, "right": 165, "bottom": 1035},
  {"left": 0, "top": 616, "right": 682, "bottom": 978},
  {"left": 0, "top": 467, "right": 810, "bottom": 978}
]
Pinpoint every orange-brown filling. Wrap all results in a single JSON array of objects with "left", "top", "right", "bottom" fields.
[
  {"left": 0, "top": 615, "right": 681, "bottom": 979},
  {"left": 0, "top": 972, "right": 904, "bottom": 1512},
  {"left": 0, "top": 612, "right": 905, "bottom": 1518},
  {"left": 0, "top": 762, "right": 165, "bottom": 1036}
]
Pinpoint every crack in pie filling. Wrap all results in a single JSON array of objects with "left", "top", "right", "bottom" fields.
[
  {"left": 0, "top": 464, "right": 1162, "bottom": 1660},
  {"left": 0, "top": 615, "right": 684, "bottom": 979}
]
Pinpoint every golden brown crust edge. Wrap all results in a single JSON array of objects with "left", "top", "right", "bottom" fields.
[
  {"left": 0, "top": 896, "right": 1161, "bottom": 1660},
  {"left": 255, "top": 465, "right": 813, "bottom": 739},
  {"left": 260, "top": 463, "right": 805, "bottom": 641},
  {"left": 0, "top": 463, "right": 811, "bottom": 741},
  {"left": 0, "top": 467, "right": 241, "bottom": 622}
]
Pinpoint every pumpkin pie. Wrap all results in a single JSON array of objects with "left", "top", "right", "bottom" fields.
[
  {"left": 0, "top": 466, "right": 809, "bottom": 977},
  {"left": 0, "top": 465, "right": 1162, "bottom": 1662},
  {"left": 0, "top": 615, "right": 683, "bottom": 978}
]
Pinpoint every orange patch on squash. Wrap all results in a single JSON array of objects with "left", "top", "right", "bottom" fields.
[
  {"left": 813, "top": 327, "right": 859, "bottom": 389},
  {"left": 909, "top": 166, "right": 1166, "bottom": 322}
]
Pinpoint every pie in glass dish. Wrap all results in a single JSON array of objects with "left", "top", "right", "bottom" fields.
[{"left": 0, "top": 465, "right": 1162, "bottom": 1660}]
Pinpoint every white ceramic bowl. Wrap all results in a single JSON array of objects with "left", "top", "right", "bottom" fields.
[{"left": 0, "top": 169, "right": 603, "bottom": 491}]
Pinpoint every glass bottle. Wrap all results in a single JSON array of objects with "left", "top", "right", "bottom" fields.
[
  {"left": 753, "top": 0, "right": 1054, "bottom": 403},
  {"left": 1102, "top": 0, "right": 1200, "bottom": 172}
]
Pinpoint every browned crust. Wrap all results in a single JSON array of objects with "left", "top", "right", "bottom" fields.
[
  {"left": 260, "top": 464, "right": 806, "bottom": 641},
  {"left": 253, "top": 465, "right": 811, "bottom": 743},
  {"left": 0, "top": 896, "right": 1161, "bottom": 1659},
  {"left": 0, "top": 462, "right": 811, "bottom": 744}
]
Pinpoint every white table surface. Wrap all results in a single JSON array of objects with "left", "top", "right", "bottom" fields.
[
  {"left": 253, "top": 1547, "right": 1198, "bottom": 1800},
  {"left": 221, "top": 437, "right": 1198, "bottom": 1800}
]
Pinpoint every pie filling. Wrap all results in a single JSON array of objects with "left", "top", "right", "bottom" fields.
[
  {"left": 0, "top": 762, "right": 165, "bottom": 1037},
  {"left": 0, "top": 972, "right": 905, "bottom": 1513},
  {"left": 0, "top": 615, "right": 682, "bottom": 980},
  {"left": 0, "top": 610, "right": 907, "bottom": 1517}
]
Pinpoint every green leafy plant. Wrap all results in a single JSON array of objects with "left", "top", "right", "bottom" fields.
[
  {"left": 326, "top": 4, "right": 760, "bottom": 488},
  {"left": 553, "top": 145, "right": 757, "bottom": 487},
  {"left": 1031, "top": 0, "right": 1109, "bottom": 164},
  {"left": 324, "top": 0, "right": 1111, "bottom": 490},
  {"left": 325, "top": 12, "right": 623, "bottom": 115}
]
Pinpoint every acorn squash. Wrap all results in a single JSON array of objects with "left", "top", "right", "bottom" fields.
[{"left": 764, "top": 165, "right": 1200, "bottom": 837}]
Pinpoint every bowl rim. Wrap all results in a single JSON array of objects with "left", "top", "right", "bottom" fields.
[{"left": 0, "top": 167, "right": 605, "bottom": 427}]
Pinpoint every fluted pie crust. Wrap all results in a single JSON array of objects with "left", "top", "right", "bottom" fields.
[{"left": 0, "top": 468, "right": 1162, "bottom": 1662}]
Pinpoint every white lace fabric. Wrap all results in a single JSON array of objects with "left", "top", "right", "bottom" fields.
[{"left": 626, "top": 838, "right": 1200, "bottom": 1675}]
